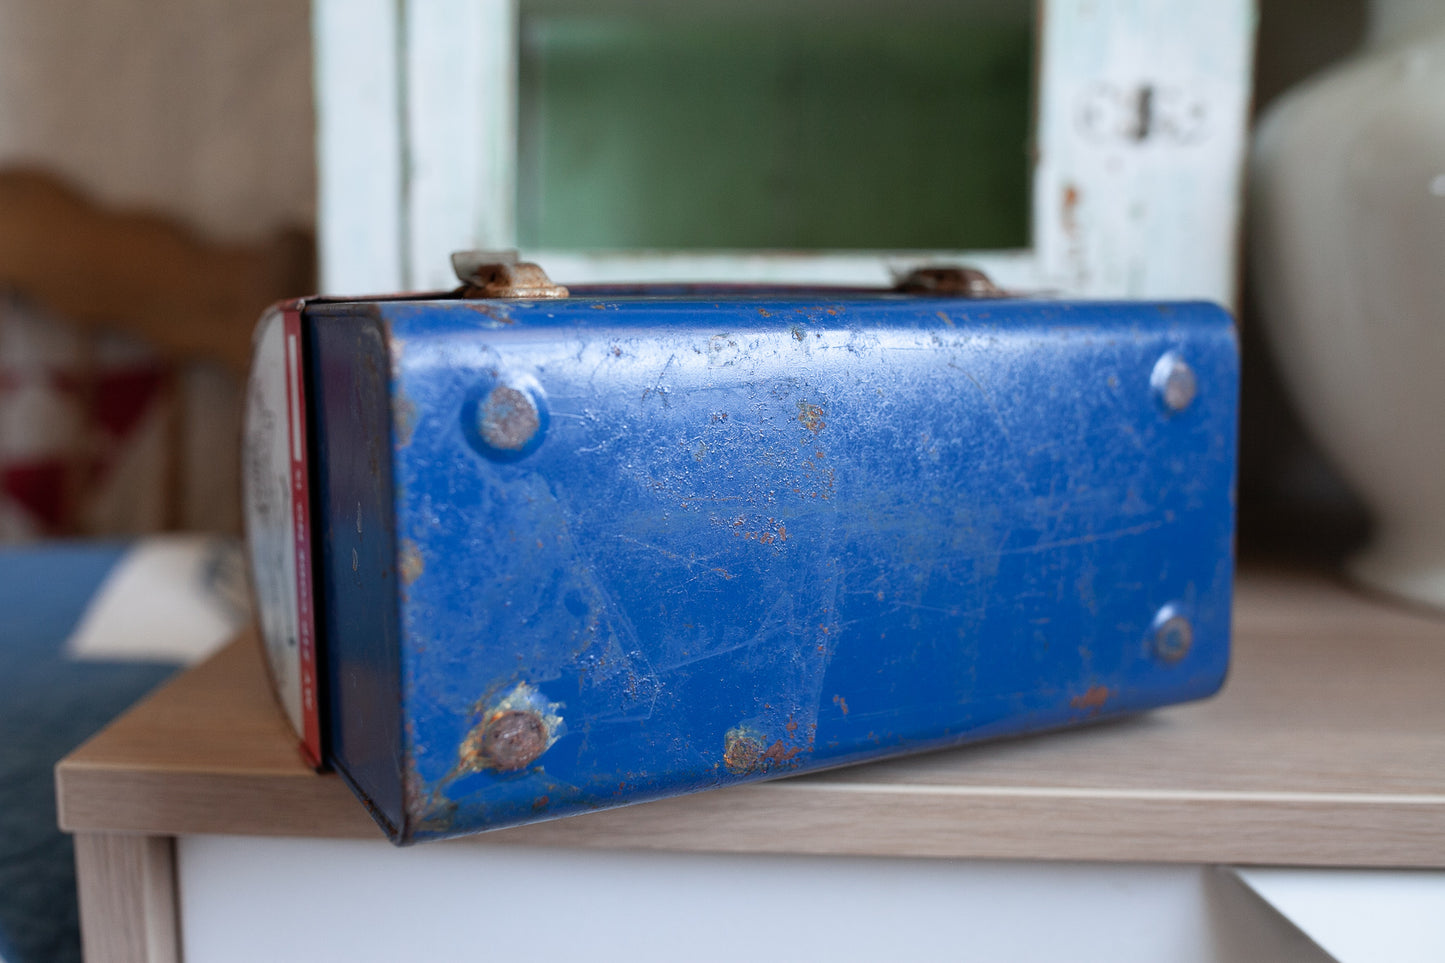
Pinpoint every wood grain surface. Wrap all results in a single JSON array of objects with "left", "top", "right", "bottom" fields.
[
  {"left": 73, "top": 833, "right": 178, "bottom": 963},
  {"left": 56, "top": 566, "right": 1445, "bottom": 866}
]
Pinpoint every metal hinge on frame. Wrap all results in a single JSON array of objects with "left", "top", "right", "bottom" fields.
[
  {"left": 452, "top": 251, "right": 1003, "bottom": 301},
  {"left": 893, "top": 266, "right": 1004, "bottom": 297},
  {"left": 453, "top": 250, "right": 570, "bottom": 300}
]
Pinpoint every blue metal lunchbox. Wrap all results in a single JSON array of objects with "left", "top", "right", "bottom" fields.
[{"left": 242, "top": 257, "right": 1238, "bottom": 844}]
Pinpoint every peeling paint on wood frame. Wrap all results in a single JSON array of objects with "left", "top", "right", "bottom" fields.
[{"left": 313, "top": 0, "right": 1255, "bottom": 307}]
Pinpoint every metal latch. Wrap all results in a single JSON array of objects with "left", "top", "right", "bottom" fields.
[
  {"left": 894, "top": 266, "right": 1003, "bottom": 297},
  {"left": 452, "top": 252, "right": 1000, "bottom": 301},
  {"left": 453, "top": 250, "right": 570, "bottom": 300}
]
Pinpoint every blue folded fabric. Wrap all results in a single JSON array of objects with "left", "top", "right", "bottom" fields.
[{"left": 0, "top": 544, "right": 178, "bottom": 963}]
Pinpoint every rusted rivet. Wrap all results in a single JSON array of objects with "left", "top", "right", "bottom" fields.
[
  {"left": 722, "top": 729, "right": 766, "bottom": 775},
  {"left": 1152, "top": 606, "right": 1194, "bottom": 662},
  {"left": 480, "top": 385, "right": 539, "bottom": 450},
  {"left": 1151, "top": 352, "right": 1197, "bottom": 412},
  {"left": 480, "top": 710, "right": 550, "bottom": 771},
  {"left": 454, "top": 683, "right": 563, "bottom": 777},
  {"left": 466, "top": 375, "right": 547, "bottom": 461}
]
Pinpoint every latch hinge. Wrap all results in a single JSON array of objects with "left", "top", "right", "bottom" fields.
[
  {"left": 895, "top": 266, "right": 1003, "bottom": 298},
  {"left": 452, "top": 250, "right": 570, "bottom": 300}
]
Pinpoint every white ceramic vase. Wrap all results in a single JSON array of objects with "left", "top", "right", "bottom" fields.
[{"left": 1251, "top": 0, "right": 1445, "bottom": 608}]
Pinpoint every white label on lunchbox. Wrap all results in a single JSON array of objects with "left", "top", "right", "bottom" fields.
[{"left": 242, "top": 305, "right": 321, "bottom": 766}]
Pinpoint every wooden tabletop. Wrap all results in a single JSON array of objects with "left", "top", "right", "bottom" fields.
[{"left": 56, "top": 565, "right": 1445, "bottom": 867}]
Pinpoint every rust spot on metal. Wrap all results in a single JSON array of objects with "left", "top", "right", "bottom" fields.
[
  {"left": 403, "top": 765, "right": 428, "bottom": 819},
  {"left": 757, "top": 307, "right": 772, "bottom": 317},
  {"left": 393, "top": 394, "right": 418, "bottom": 447},
  {"left": 1062, "top": 183, "right": 1081, "bottom": 233},
  {"left": 791, "top": 326, "right": 806, "bottom": 341},
  {"left": 832, "top": 694, "right": 849, "bottom": 715},
  {"left": 463, "top": 301, "right": 514, "bottom": 324},
  {"left": 763, "top": 740, "right": 801, "bottom": 764},
  {"left": 897, "top": 266, "right": 1002, "bottom": 298},
  {"left": 732, "top": 518, "right": 788, "bottom": 545},
  {"left": 479, "top": 385, "right": 539, "bottom": 451},
  {"left": 723, "top": 723, "right": 811, "bottom": 775},
  {"left": 1070, "top": 685, "right": 1112, "bottom": 711},
  {"left": 723, "top": 729, "right": 766, "bottom": 775},
  {"left": 400, "top": 539, "right": 424, "bottom": 585},
  {"left": 797, "top": 401, "right": 826, "bottom": 434}
]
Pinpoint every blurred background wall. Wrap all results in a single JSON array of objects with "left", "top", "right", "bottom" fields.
[
  {"left": 0, "top": 0, "right": 314, "bottom": 242},
  {"left": 0, "top": 0, "right": 314, "bottom": 539}
]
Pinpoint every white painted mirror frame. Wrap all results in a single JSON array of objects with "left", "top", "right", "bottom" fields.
[{"left": 313, "top": 0, "right": 1256, "bottom": 304}]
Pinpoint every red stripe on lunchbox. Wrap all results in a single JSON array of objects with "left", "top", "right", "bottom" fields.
[{"left": 282, "top": 305, "right": 321, "bottom": 767}]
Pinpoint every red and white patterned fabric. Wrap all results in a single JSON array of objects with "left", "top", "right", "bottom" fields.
[{"left": 0, "top": 291, "right": 172, "bottom": 540}]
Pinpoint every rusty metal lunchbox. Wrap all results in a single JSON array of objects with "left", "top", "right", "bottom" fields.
[{"left": 242, "top": 256, "right": 1238, "bottom": 844}]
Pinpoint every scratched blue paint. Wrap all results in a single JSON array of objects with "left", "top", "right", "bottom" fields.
[{"left": 304, "top": 291, "right": 1238, "bottom": 844}]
